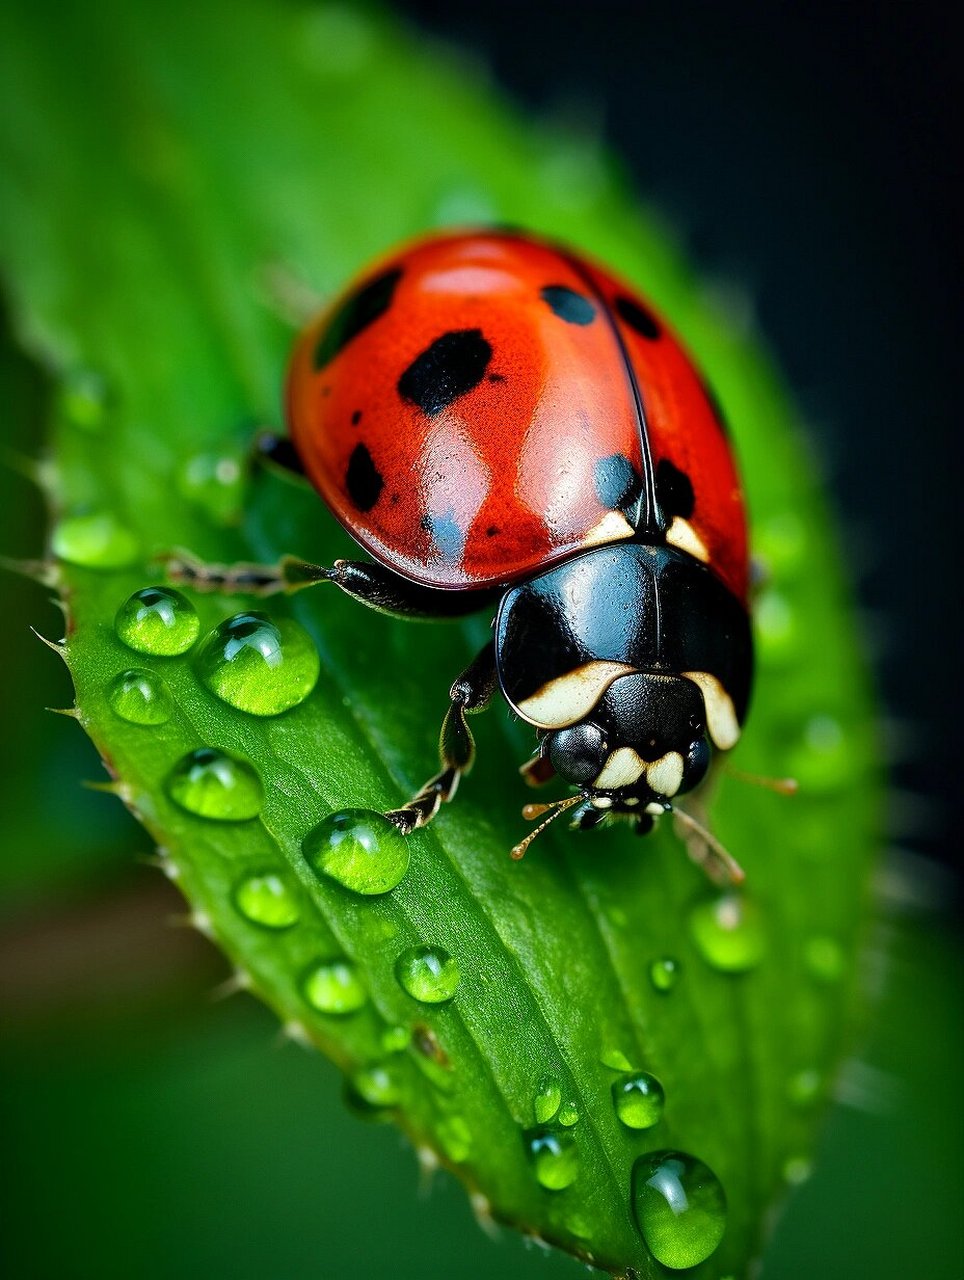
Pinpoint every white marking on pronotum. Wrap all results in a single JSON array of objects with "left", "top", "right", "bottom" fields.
[
  {"left": 646, "top": 750, "right": 685, "bottom": 797},
  {"left": 517, "top": 660, "right": 636, "bottom": 728},
  {"left": 591, "top": 795, "right": 613, "bottom": 809},
  {"left": 683, "top": 670, "right": 741, "bottom": 750},
  {"left": 581, "top": 509, "right": 635, "bottom": 549},
  {"left": 665, "top": 516, "right": 710, "bottom": 562},
  {"left": 593, "top": 746, "right": 646, "bottom": 790}
]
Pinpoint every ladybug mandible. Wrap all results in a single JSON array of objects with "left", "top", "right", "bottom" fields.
[{"left": 179, "top": 231, "right": 753, "bottom": 879}]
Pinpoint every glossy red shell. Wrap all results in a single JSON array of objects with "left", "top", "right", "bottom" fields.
[{"left": 286, "top": 231, "right": 749, "bottom": 602}]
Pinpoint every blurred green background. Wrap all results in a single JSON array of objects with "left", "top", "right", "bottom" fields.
[{"left": 1, "top": 2, "right": 961, "bottom": 1277}]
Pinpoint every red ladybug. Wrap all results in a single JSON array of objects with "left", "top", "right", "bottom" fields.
[{"left": 181, "top": 230, "right": 753, "bottom": 877}]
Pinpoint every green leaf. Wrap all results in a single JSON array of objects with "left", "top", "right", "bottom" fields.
[{"left": 0, "top": 0, "right": 880, "bottom": 1274}]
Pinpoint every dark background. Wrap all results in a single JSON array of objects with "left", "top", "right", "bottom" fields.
[{"left": 399, "top": 0, "right": 961, "bottom": 882}]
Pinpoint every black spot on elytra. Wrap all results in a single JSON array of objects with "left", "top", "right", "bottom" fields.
[
  {"left": 346, "top": 443, "right": 383, "bottom": 512},
  {"left": 488, "top": 372, "right": 506, "bottom": 383},
  {"left": 398, "top": 329, "right": 492, "bottom": 416},
  {"left": 615, "top": 295, "right": 661, "bottom": 341},
  {"left": 655, "top": 458, "right": 695, "bottom": 519},
  {"left": 486, "top": 525, "right": 499, "bottom": 538},
  {"left": 541, "top": 284, "right": 597, "bottom": 326},
  {"left": 313, "top": 267, "right": 402, "bottom": 370},
  {"left": 594, "top": 453, "right": 643, "bottom": 516},
  {"left": 351, "top": 409, "right": 363, "bottom": 426}
]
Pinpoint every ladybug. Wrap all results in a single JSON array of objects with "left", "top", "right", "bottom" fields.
[{"left": 177, "top": 230, "right": 753, "bottom": 878}]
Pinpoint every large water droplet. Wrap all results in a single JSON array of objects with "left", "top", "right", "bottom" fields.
[
  {"left": 52, "top": 512, "right": 139, "bottom": 569},
  {"left": 349, "top": 1063, "right": 400, "bottom": 1109},
  {"left": 533, "top": 1074, "right": 562, "bottom": 1124},
  {"left": 303, "top": 809, "right": 410, "bottom": 895},
  {"left": 166, "top": 747, "right": 262, "bottom": 821},
  {"left": 302, "top": 958, "right": 367, "bottom": 1015},
  {"left": 233, "top": 872, "right": 300, "bottom": 930},
  {"left": 649, "top": 956, "right": 681, "bottom": 993},
  {"left": 613, "top": 1071, "right": 665, "bottom": 1130},
  {"left": 195, "top": 611, "right": 319, "bottom": 715},
  {"left": 395, "top": 946, "right": 460, "bottom": 1004},
  {"left": 632, "top": 1150, "right": 726, "bottom": 1269},
  {"left": 689, "top": 894, "right": 765, "bottom": 973},
  {"left": 115, "top": 586, "right": 200, "bottom": 656},
  {"left": 524, "top": 1128, "right": 579, "bottom": 1191},
  {"left": 108, "top": 668, "right": 173, "bottom": 725}
]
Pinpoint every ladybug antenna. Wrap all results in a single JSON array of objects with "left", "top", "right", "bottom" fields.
[
  {"left": 670, "top": 806, "right": 746, "bottom": 885},
  {"left": 510, "top": 794, "right": 583, "bottom": 861},
  {"left": 724, "top": 766, "right": 799, "bottom": 796}
]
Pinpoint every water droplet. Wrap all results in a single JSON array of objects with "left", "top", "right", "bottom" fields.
[
  {"left": 115, "top": 586, "right": 200, "bottom": 655},
  {"left": 302, "top": 958, "right": 367, "bottom": 1015},
  {"left": 52, "top": 512, "right": 139, "bottom": 569},
  {"left": 804, "top": 934, "right": 846, "bottom": 983},
  {"left": 632, "top": 1150, "right": 726, "bottom": 1269},
  {"left": 107, "top": 668, "right": 173, "bottom": 725},
  {"left": 437, "top": 1114, "right": 472, "bottom": 1162},
  {"left": 381, "top": 1024, "right": 411, "bottom": 1054},
  {"left": 303, "top": 809, "right": 410, "bottom": 895},
  {"left": 166, "top": 747, "right": 262, "bottom": 821},
  {"left": 58, "top": 368, "right": 109, "bottom": 432},
  {"left": 689, "top": 894, "right": 766, "bottom": 973},
  {"left": 787, "top": 1068, "right": 822, "bottom": 1107},
  {"left": 649, "top": 956, "right": 681, "bottom": 993},
  {"left": 524, "top": 1128, "right": 579, "bottom": 1191},
  {"left": 178, "top": 451, "right": 246, "bottom": 524},
  {"left": 599, "top": 1047, "right": 634, "bottom": 1072},
  {"left": 195, "top": 611, "right": 319, "bottom": 715},
  {"left": 557, "top": 1101, "right": 579, "bottom": 1127},
  {"left": 349, "top": 1062, "right": 400, "bottom": 1109},
  {"left": 533, "top": 1074, "right": 562, "bottom": 1124},
  {"left": 233, "top": 872, "right": 300, "bottom": 929},
  {"left": 395, "top": 945, "right": 460, "bottom": 1004},
  {"left": 613, "top": 1072, "right": 666, "bottom": 1130}
]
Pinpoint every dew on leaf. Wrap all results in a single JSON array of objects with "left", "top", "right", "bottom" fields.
[
  {"left": 524, "top": 1128, "right": 579, "bottom": 1191},
  {"left": 631, "top": 1150, "right": 726, "bottom": 1269},
  {"left": 302, "top": 958, "right": 367, "bottom": 1015},
  {"left": 557, "top": 1102, "right": 579, "bottom": 1127},
  {"left": 107, "top": 668, "right": 173, "bottom": 725},
  {"left": 303, "top": 809, "right": 410, "bottom": 895},
  {"left": 195, "top": 611, "right": 319, "bottom": 715},
  {"left": 232, "top": 872, "right": 300, "bottom": 929},
  {"left": 395, "top": 945, "right": 460, "bottom": 1004},
  {"left": 349, "top": 1062, "right": 400, "bottom": 1109},
  {"left": 649, "top": 956, "right": 681, "bottom": 993},
  {"left": 115, "top": 586, "right": 200, "bottom": 655},
  {"left": 166, "top": 747, "right": 263, "bottom": 821},
  {"left": 53, "top": 511, "right": 139, "bottom": 569},
  {"left": 689, "top": 893, "right": 766, "bottom": 973},
  {"left": 380, "top": 1024, "right": 411, "bottom": 1054},
  {"left": 437, "top": 1114, "right": 472, "bottom": 1163},
  {"left": 533, "top": 1074, "right": 562, "bottom": 1125},
  {"left": 177, "top": 451, "right": 245, "bottom": 524},
  {"left": 612, "top": 1071, "right": 665, "bottom": 1130}
]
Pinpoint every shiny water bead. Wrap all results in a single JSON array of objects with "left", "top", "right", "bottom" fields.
[
  {"left": 115, "top": 586, "right": 200, "bottom": 655},
  {"left": 649, "top": 957, "right": 681, "bottom": 993},
  {"left": 689, "top": 894, "right": 766, "bottom": 973},
  {"left": 195, "top": 611, "right": 319, "bottom": 716},
  {"left": 349, "top": 1063, "right": 400, "bottom": 1109},
  {"left": 395, "top": 945, "right": 460, "bottom": 1004},
  {"left": 612, "top": 1071, "right": 665, "bottom": 1130},
  {"left": 107, "top": 669, "right": 173, "bottom": 725},
  {"left": 804, "top": 934, "right": 846, "bottom": 983},
  {"left": 380, "top": 1025, "right": 411, "bottom": 1054},
  {"left": 232, "top": 872, "right": 300, "bottom": 930},
  {"left": 524, "top": 1128, "right": 579, "bottom": 1191},
  {"left": 166, "top": 747, "right": 263, "bottom": 821},
  {"left": 533, "top": 1075, "right": 562, "bottom": 1125},
  {"left": 632, "top": 1150, "right": 726, "bottom": 1269},
  {"left": 52, "top": 512, "right": 139, "bottom": 569},
  {"left": 302, "top": 958, "right": 367, "bottom": 1015},
  {"left": 178, "top": 451, "right": 246, "bottom": 524},
  {"left": 557, "top": 1102, "right": 580, "bottom": 1127},
  {"left": 303, "top": 809, "right": 410, "bottom": 895}
]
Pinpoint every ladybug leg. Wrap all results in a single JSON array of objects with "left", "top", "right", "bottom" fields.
[{"left": 384, "top": 642, "right": 498, "bottom": 836}]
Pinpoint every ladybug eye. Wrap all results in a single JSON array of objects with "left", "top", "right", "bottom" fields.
[
  {"left": 548, "top": 722, "right": 607, "bottom": 786},
  {"left": 680, "top": 737, "right": 711, "bottom": 794}
]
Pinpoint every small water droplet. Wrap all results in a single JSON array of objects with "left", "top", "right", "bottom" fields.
[
  {"left": 195, "top": 611, "right": 319, "bottom": 715},
  {"left": 107, "top": 668, "right": 173, "bottom": 725},
  {"left": 689, "top": 894, "right": 766, "bottom": 973},
  {"left": 115, "top": 586, "right": 200, "bottom": 655},
  {"left": 395, "top": 945, "right": 460, "bottom": 1004},
  {"left": 233, "top": 872, "right": 300, "bottom": 929},
  {"left": 178, "top": 451, "right": 246, "bottom": 524},
  {"left": 166, "top": 747, "right": 262, "bottom": 821},
  {"left": 381, "top": 1024, "right": 411, "bottom": 1054},
  {"left": 524, "top": 1128, "right": 579, "bottom": 1191},
  {"left": 437, "top": 1114, "right": 472, "bottom": 1162},
  {"left": 58, "top": 368, "right": 110, "bottom": 432},
  {"left": 649, "top": 956, "right": 681, "bottom": 993},
  {"left": 782, "top": 1155, "right": 813, "bottom": 1186},
  {"left": 349, "top": 1062, "right": 400, "bottom": 1109},
  {"left": 302, "top": 958, "right": 367, "bottom": 1015},
  {"left": 632, "top": 1150, "right": 726, "bottom": 1269},
  {"left": 533, "top": 1074, "right": 562, "bottom": 1124},
  {"left": 303, "top": 809, "right": 410, "bottom": 895},
  {"left": 52, "top": 512, "right": 139, "bottom": 569},
  {"left": 787, "top": 1068, "right": 822, "bottom": 1107},
  {"left": 557, "top": 1101, "right": 580, "bottom": 1127},
  {"left": 804, "top": 934, "right": 846, "bottom": 983},
  {"left": 613, "top": 1071, "right": 665, "bottom": 1130}
]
